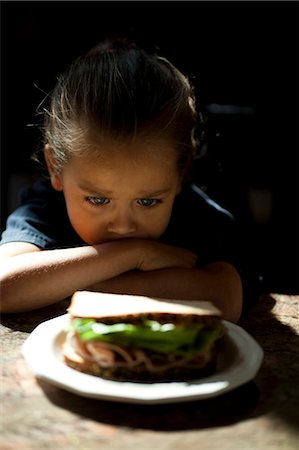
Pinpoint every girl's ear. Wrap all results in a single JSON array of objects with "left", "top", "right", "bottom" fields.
[{"left": 44, "top": 145, "right": 63, "bottom": 191}]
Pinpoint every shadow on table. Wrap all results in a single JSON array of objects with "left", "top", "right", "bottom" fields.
[
  {"left": 1, "top": 298, "right": 70, "bottom": 333},
  {"left": 38, "top": 378, "right": 260, "bottom": 431},
  {"left": 238, "top": 293, "right": 299, "bottom": 431}
]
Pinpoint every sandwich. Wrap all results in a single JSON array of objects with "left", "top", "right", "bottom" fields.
[{"left": 63, "top": 291, "right": 225, "bottom": 382}]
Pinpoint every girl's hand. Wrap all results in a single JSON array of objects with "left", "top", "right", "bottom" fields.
[{"left": 134, "top": 240, "right": 198, "bottom": 271}]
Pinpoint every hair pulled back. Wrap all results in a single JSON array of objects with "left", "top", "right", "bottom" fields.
[{"left": 43, "top": 38, "right": 198, "bottom": 174}]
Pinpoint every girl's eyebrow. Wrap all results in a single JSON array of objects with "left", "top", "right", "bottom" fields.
[
  {"left": 137, "top": 188, "right": 171, "bottom": 197},
  {"left": 78, "top": 182, "right": 113, "bottom": 196},
  {"left": 78, "top": 182, "right": 171, "bottom": 198}
]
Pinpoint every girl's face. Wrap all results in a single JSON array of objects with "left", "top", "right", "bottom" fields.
[{"left": 46, "top": 139, "right": 182, "bottom": 245}]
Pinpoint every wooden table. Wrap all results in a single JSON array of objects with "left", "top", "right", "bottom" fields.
[{"left": 1, "top": 293, "right": 298, "bottom": 450}]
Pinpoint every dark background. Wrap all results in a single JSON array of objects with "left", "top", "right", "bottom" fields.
[{"left": 1, "top": 1, "right": 298, "bottom": 295}]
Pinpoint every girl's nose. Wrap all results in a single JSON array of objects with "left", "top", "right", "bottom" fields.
[{"left": 107, "top": 209, "right": 136, "bottom": 236}]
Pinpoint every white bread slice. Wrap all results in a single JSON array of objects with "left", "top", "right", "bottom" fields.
[{"left": 68, "top": 291, "right": 222, "bottom": 319}]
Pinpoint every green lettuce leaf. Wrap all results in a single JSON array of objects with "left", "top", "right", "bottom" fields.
[{"left": 69, "top": 318, "right": 224, "bottom": 357}]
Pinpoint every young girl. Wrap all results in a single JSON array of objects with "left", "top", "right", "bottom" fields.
[{"left": 0, "top": 38, "right": 242, "bottom": 321}]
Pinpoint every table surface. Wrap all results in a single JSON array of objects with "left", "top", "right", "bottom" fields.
[{"left": 1, "top": 293, "right": 298, "bottom": 450}]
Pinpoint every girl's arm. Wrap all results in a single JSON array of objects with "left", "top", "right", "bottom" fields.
[
  {"left": 88, "top": 262, "right": 243, "bottom": 323},
  {"left": 0, "top": 239, "right": 197, "bottom": 313}
]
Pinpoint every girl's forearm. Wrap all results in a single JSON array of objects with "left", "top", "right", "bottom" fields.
[
  {"left": 0, "top": 239, "right": 197, "bottom": 313},
  {"left": 0, "top": 242, "right": 142, "bottom": 313}
]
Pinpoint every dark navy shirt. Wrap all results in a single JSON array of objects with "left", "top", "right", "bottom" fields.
[{"left": 0, "top": 178, "right": 239, "bottom": 268}]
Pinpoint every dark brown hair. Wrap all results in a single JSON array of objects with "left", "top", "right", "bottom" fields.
[{"left": 43, "top": 38, "right": 198, "bottom": 175}]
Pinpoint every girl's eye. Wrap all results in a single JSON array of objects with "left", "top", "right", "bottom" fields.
[
  {"left": 137, "top": 198, "right": 161, "bottom": 207},
  {"left": 86, "top": 197, "right": 110, "bottom": 206}
]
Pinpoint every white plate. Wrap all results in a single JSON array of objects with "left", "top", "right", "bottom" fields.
[{"left": 21, "top": 315, "right": 263, "bottom": 404}]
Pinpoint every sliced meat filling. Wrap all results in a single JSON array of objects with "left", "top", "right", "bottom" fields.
[{"left": 66, "top": 331, "right": 212, "bottom": 373}]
